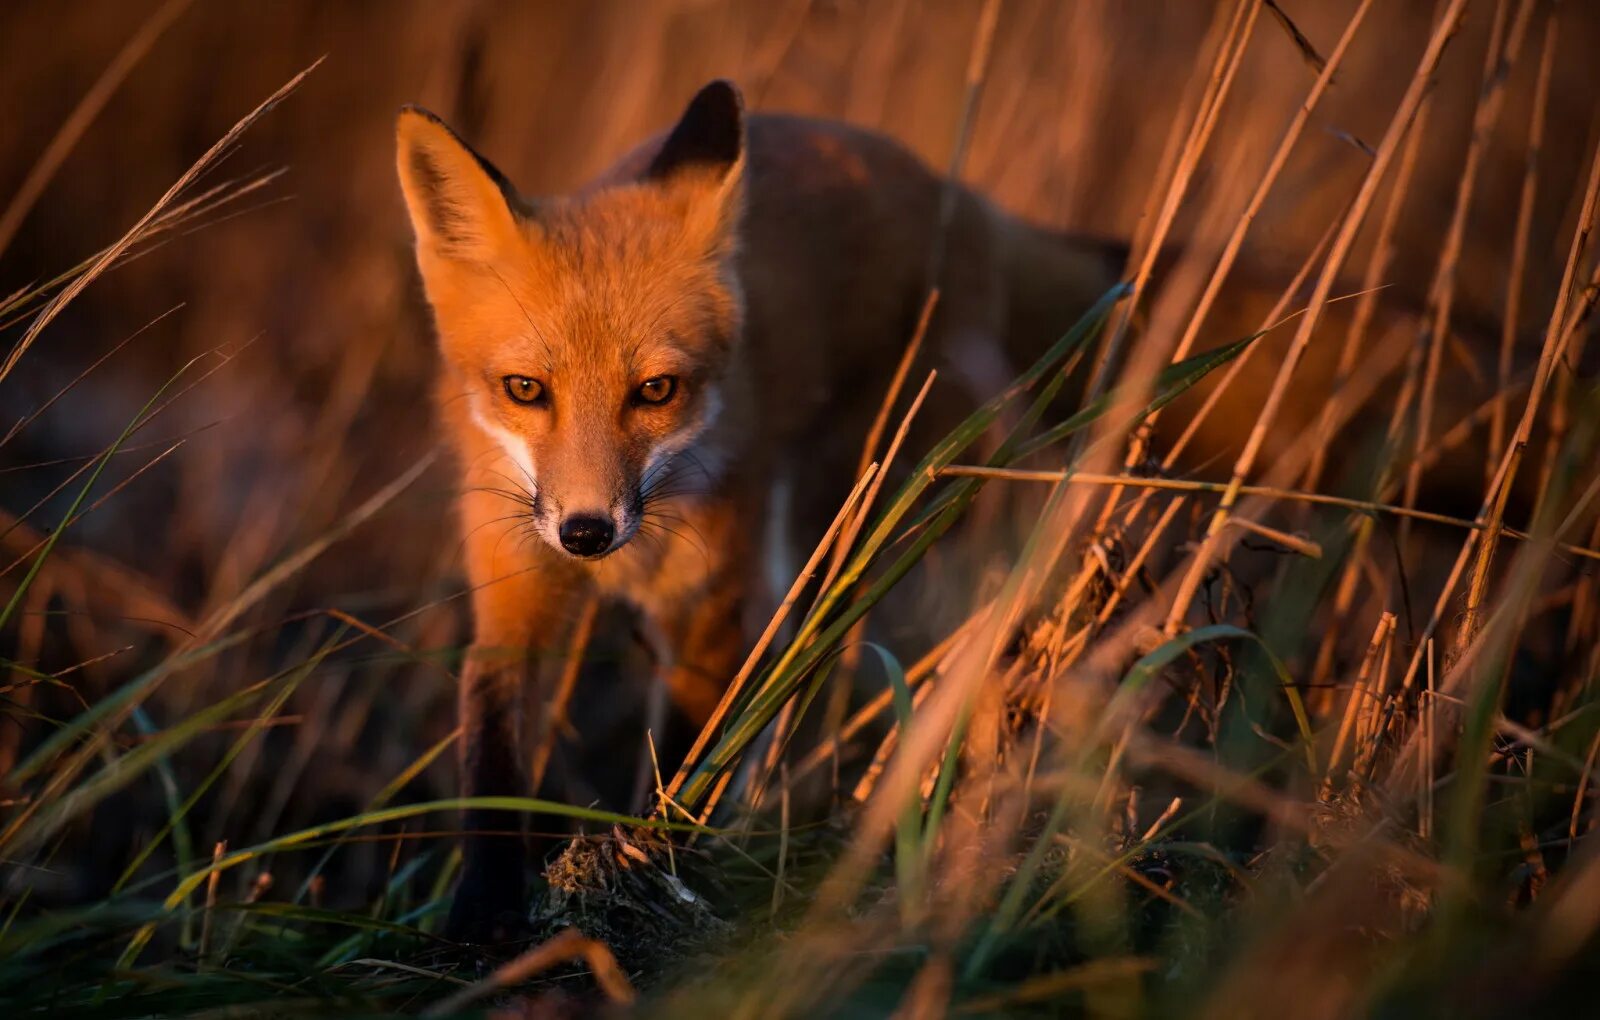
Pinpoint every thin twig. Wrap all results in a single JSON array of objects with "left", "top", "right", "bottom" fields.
[{"left": 935, "top": 466, "right": 1600, "bottom": 563}]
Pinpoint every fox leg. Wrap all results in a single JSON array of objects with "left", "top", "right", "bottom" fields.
[
  {"left": 450, "top": 633, "right": 531, "bottom": 943},
  {"left": 447, "top": 483, "right": 581, "bottom": 943}
]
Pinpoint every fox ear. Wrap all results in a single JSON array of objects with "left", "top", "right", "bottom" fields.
[
  {"left": 396, "top": 106, "right": 523, "bottom": 263},
  {"left": 646, "top": 81, "right": 746, "bottom": 253},
  {"left": 646, "top": 80, "right": 745, "bottom": 184}
]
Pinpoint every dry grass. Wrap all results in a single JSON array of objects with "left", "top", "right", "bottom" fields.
[{"left": 3, "top": 1, "right": 1600, "bottom": 1017}]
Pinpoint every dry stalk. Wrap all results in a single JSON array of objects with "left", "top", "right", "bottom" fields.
[
  {"left": 934, "top": 467, "right": 1600, "bottom": 564},
  {"left": 1453, "top": 123, "right": 1600, "bottom": 655},
  {"left": 1044, "top": 2, "right": 1277, "bottom": 722},
  {"left": 854, "top": 292, "right": 942, "bottom": 493},
  {"left": 1164, "top": 0, "right": 1472, "bottom": 635},
  {"left": 814, "top": 371, "right": 938, "bottom": 604},
  {"left": 1162, "top": 209, "right": 1347, "bottom": 488},
  {"left": 1168, "top": 0, "right": 1376, "bottom": 371},
  {"left": 1224, "top": 517, "right": 1321, "bottom": 559},
  {"left": 0, "top": 0, "right": 196, "bottom": 257},
  {"left": 779, "top": 609, "right": 982, "bottom": 798},
  {"left": 813, "top": 452, "right": 1104, "bottom": 916},
  {"left": 808, "top": 291, "right": 941, "bottom": 723},
  {"left": 1030, "top": 5, "right": 1274, "bottom": 741},
  {"left": 1384, "top": 469, "right": 1600, "bottom": 801},
  {"left": 664, "top": 461, "right": 878, "bottom": 801},
  {"left": 1047, "top": 293, "right": 1434, "bottom": 816},
  {"left": 1537, "top": 256, "right": 1600, "bottom": 506},
  {"left": 926, "top": 0, "right": 1004, "bottom": 288},
  {"left": 421, "top": 928, "right": 635, "bottom": 1015},
  {"left": 851, "top": 673, "right": 938, "bottom": 804},
  {"left": 1354, "top": 624, "right": 1398, "bottom": 780},
  {"left": 1303, "top": 111, "right": 1429, "bottom": 495},
  {"left": 1571, "top": 726, "right": 1600, "bottom": 848},
  {"left": 1090, "top": 0, "right": 1262, "bottom": 403},
  {"left": 1326, "top": 612, "right": 1396, "bottom": 787},
  {"left": 1090, "top": 498, "right": 1190, "bottom": 633},
  {"left": 751, "top": 372, "right": 936, "bottom": 798},
  {"left": 793, "top": 0, "right": 993, "bottom": 795},
  {"left": 1490, "top": 10, "right": 1559, "bottom": 479},
  {"left": 1567, "top": 514, "right": 1600, "bottom": 662},
  {"left": 1402, "top": 0, "right": 1535, "bottom": 534},
  {"left": 0, "top": 59, "right": 322, "bottom": 383},
  {"left": 198, "top": 840, "right": 225, "bottom": 969}
]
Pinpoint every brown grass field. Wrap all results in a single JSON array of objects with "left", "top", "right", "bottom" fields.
[{"left": 3, "top": 0, "right": 1600, "bottom": 1016}]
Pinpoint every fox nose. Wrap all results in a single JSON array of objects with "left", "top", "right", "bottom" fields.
[{"left": 558, "top": 514, "right": 615, "bottom": 557}]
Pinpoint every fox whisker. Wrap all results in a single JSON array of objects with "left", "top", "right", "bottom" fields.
[
  {"left": 636, "top": 519, "right": 711, "bottom": 574},
  {"left": 640, "top": 510, "right": 712, "bottom": 565},
  {"left": 465, "top": 484, "right": 537, "bottom": 508}
]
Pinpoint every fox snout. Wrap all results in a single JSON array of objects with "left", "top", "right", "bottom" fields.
[
  {"left": 532, "top": 457, "right": 653, "bottom": 561},
  {"left": 557, "top": 513, "right": 616, "bottom": 558},
  {"left": 533, "top": 478, "right": 642, "bottom": 561}
]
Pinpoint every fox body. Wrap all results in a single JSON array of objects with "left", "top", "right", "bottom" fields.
[{"left": 397, "top": 81, "right": 1127, "bottom": 939}]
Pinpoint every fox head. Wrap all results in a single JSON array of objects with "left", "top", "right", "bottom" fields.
[{"left": 397, "top": 81, "right": 745, "bottom": 559}]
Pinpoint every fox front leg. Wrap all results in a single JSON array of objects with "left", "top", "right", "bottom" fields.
[
  {"left": 446, "top": 485, "right": 581, "bottom": 944},
  {"left": 448, "top": 640, "right": 531, "bottom": 944}
]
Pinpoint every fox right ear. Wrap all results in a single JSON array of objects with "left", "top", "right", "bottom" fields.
[{"left": 396, "top": 106, "right": 523, "bottom": 263}]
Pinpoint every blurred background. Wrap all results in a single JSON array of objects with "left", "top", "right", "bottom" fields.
[{"left": 2, "top": 0, "right": 1597, "bottom": 910}]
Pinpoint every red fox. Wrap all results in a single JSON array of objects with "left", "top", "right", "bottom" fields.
[
  {"left": 397, "top": 80, "right": 1126, "bottom": 940},
  {"left": 396, "top": 80, "right": 1506, "bottom": 941}
]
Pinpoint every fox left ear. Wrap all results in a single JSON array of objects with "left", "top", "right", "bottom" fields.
[{"left": 646, "top": 80, "right": 745, "bottom": 185}]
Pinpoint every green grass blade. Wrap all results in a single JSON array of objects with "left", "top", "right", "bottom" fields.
[
  {"left": 864, "top": 642, "right": 923, "bottom": 917},
  {"left": 116, "top": 796, "right": 711, "bottom": 966},
  {"left": 111, "top": 627, "right": 349, "bottom": 895},
  {"left": 0, "top": 353, "right": 204, "bottom": 633}
]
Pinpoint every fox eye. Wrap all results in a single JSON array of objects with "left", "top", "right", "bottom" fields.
[
  {"left": 503, "top": 375, "right": 545, "bottom": 405},
  {"left": 635, "top": 376, "right": 676, "bottom": 405}
]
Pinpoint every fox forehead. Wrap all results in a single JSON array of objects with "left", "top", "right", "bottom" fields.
[
  {"left": 434, "top": 190, "right": 737, "bottom": 371},
  {"left": 540, "top": 180, "right": 736, "bottom": 267}
]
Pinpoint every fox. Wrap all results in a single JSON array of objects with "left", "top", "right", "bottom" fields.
[
  {"left": 396, "top": 80, "right": 1518, "bottom": 942},
  {"left": 396, "top": 79, "right": 1131, "bottom": 941}
]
